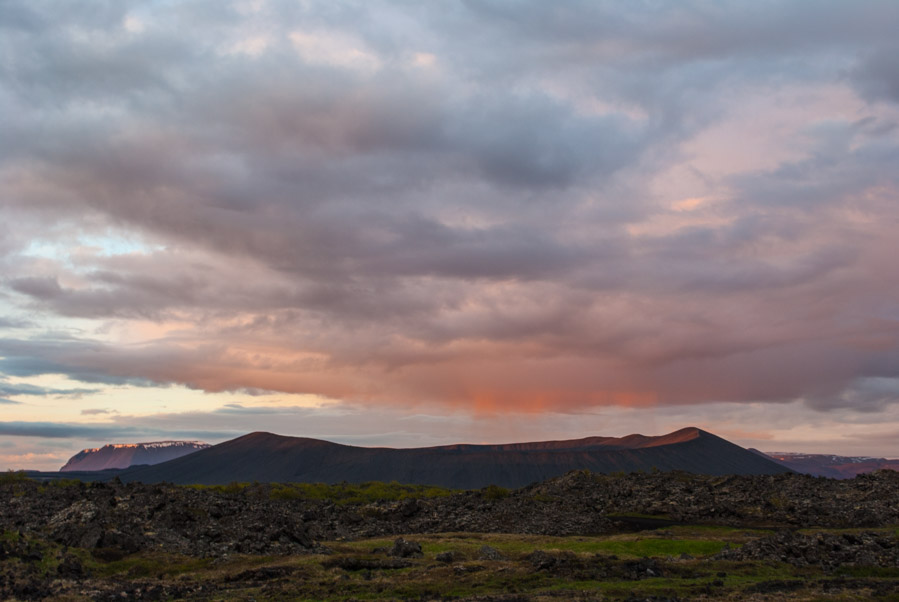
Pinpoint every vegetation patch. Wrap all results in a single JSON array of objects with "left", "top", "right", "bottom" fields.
[{"left": 88, "top": 553, "right": 214, "bottom": 578}]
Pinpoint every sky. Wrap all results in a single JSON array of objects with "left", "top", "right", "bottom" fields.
[{"left": 2, "top": 0, "right": 899, "bottom": 471}]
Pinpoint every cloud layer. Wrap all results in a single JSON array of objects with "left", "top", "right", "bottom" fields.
[{"left": 2, "top": 1, "right": 899, "bottom": 466}]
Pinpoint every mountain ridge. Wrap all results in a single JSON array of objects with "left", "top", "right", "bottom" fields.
[
  {"left": 753, "top": 449, "right": 899, "bottom": 479},
  {"left": 120, "top": 427, "right": 790, "bottom": 488}
]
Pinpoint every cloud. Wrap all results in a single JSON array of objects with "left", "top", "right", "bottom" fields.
[
  {"left": 9, "top": 277, "right": 64, "bottom": 299},
  {"left": 852, "top": 45, "right": 899, "bottom": 104},
  {"left": 0, "top": 316, "right": 31, "bottom": 329},
  {"left": 0, "top": 421, "right": 234, "bottom": 441},
  {"left": 0, "top": 0, "right": 898, "bottom": 427},
  {"left": 0, "top": 378, "right": 98, "bottom": 398}
]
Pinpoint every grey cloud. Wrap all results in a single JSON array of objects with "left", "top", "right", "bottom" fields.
[
  {"left": 729, "top": 132, "right": 899, "bottom": 211},
  {"left": 0, "top": 316, "right": 31, "bottom": 329},
  {"left": 456, "top": 1, "right": 899, "bottom": 62},
  {"left": 805, "top": 377, "right": 899, "bottom": 413},
  {"left": 0, "top": 380, "right": 97, "bottom": 398},
  {"left": 852, "top": 46, "right": 899, "bottom": 104},
  {"left": 9, "top": 277, "right": 64, "bottom": 299},
  {"left": 0, "top": 350, "right": 155, "bottom": 388},
  {"left": 0, "top": 398, "right": 21, "bottom": 405},
  {"left": 216, "top": 404, "right": 297, "bottom": 415},
  {"left": 0, "top": 420, "right": 233, "bottom": 441}
]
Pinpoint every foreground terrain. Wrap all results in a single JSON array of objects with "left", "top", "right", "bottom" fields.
[{"left": 2, "top": 469, "right": 898, "bottom": 600}]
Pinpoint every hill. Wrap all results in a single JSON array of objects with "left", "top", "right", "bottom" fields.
[
  {"left": 759, "top": 451, "right": 899, "bottom": 478},
  {"left": 120, "top": 427, "right": 790, "bottom": 487},
  {"left": 60, "top": 441, "right": 210, "bottom": 472}
]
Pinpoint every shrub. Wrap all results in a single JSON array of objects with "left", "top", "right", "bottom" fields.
[
  {"left": 483, "top": 484, "right": 510, "bottom": 501},
  {"left": 0, "top": 470, "right": 29, "bottom": 484}
]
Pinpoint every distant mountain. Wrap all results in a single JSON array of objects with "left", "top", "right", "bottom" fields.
[
  {"left": 60, "top": 441, "right": 210, "bottom": 472},
  {"left": 756, "top": 451, "right": 899, "bottom": 479},
  {"left": 120, "top": 427, "right": 791, "bottom": 488}
]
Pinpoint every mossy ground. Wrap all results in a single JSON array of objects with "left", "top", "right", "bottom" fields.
[
  {"left": 12, "top": 525, "right": 897, "bottom": 600},
  {"left": 185, "top": 480, "right": 457, "bottom": 504}
]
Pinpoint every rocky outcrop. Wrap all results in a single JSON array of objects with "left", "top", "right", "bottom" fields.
[
  {"left": 2, "top": 469, "right": 897, "bottom": 559},
  {"left": 716, "top": 530, "right": 899, "bottom": 570},
  {"left": 2, "top": 480, "right": 317, "bottom": 558},
  {"left": 1, "top": 469, "right": 898, "bottom": 601}
]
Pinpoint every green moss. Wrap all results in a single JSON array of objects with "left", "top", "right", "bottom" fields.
[
  {"left": 186, "top": 479, "right": 459, "bottom": 504},
  {"left": 530, "top": 493, "right": 559, "bottom": 502},
  {"left": 46, "top": 478, "right": 83, "bottom": 488},
  {"left": 184, "top": 481, "right": 252, "bottom": 494},
  {"left": 269, "top": 483, "right": 303, "bottom": 500},
  {"left": 482, "top": 484, "right": 510, "bottom": 500},
  {"left": 590, "top": 538, "right": 729, "bottom": 558},
  {"left": 4, "top": 525, "right": 895, "bottom": 600},
  {"left": 89, "top": 553, "right": 214, "bottom": 578},
  {"left": 334, "top": 532, "right": 731, "bottom": 560},
  {"left": 835, "top": 566, "right": 899, "bottom": 579},
  {"left": 663, "top": 525, "right": 773, "bottom": 537},
  {"left": 0, "top": 469, "right": 30, "bottom": 483},
  {"left": 263, "top": 480, "right": 456, "bottom": 504}
]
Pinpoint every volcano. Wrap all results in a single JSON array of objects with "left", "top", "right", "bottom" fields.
[{"left": 120, "top": 427, "right": 790, "bottom": 488}]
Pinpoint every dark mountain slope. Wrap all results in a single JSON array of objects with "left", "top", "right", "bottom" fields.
[{"left": 121, "top": 427, "right": 790, "bottom": 488}]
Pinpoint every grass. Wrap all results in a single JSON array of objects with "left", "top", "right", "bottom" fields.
[
  {"left": 835, "top": 566, "right": 899, "bottom": 579},
  {"left": 6, "top": 527, "right": 896, "bottom": 601},
  {"left": 589, "top": 537, "right": 729, "bottom": 557},
  {"left": 89, "top": 553, "right": 215, "bottom": 578},
  {"left": 482, "top": 484, "right": 510, "bottom": 500},
  {"left": 333, "top": 529, "right": 740, "bottom": 559},
  {"left": 269, "top": 480, "right": 457, "bottom": 504}
]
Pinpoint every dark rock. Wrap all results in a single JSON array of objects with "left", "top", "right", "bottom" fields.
[
  {"left": 716, "top": 530, "right": 899, "bottom": 571},
  {"left": 528, "top": 550, "right": 555, "bottom": 570},
  {"left": 322, "top": 556, "right": 412, "bottom": 571},
  {"left": 628, "top": 557, "right": 663, "bottom": 579},
  {"left": 478, "top": 545, "right": 504, "bottom": 560},
  {"left": 746, "top": 579, "right": 807, "bottom": 594},
  {"left": 91, "top": 547, "right": 127, "bottom": 562},
  {"left": 389, "top": 537, "right": 423, "bottom": 558},
  {"left": 224, "top": 566, "right": 296, "bottom": 582},
  {"left": 526, "top": 549, "right": 584, "bottom": 574},
  {"left": 435, "top": 550, "right": 455, "bottom": 562},
  {"left": 2, "top": 468, "right": 899, "bottom": 565},
  {"left": 56, "top": 554, "right": 87, "bottom": 578},
  {"left": 398, "top": 498, "right": 420, "bottom": 517}
]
